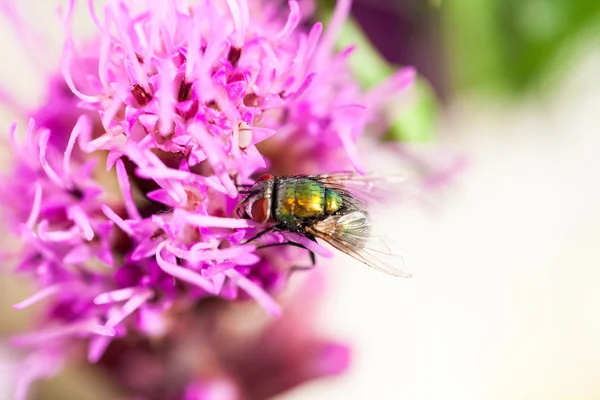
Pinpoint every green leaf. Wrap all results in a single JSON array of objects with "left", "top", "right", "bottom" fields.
[
  {"left": 445, "top": 0, "right": 600, "bottom": 95},
  {"left": 383, "top": 80, "right": 438, "bottom": 143},
  {"left": 317, "top": 2, "right": 439, "bottom": 142}
]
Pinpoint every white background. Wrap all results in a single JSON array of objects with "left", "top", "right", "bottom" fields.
[{"left": 282, "top": 52, "right": 600, "bottom": 399}]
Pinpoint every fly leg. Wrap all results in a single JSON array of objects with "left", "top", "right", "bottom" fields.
[
  {"left": 236, "top": 184, "right": 253, "bottom": 195},
  {"left": 234, "top": 176, "right": 253, "bottom": 192},
  {"left": 287, "top": 233, "right": 318, "bottom": 274},
  {"left": 241, "top": 227, "right": 277, "bottom": 244},
  {"left": 256, "top": 240, "right": 317, "bottom": 275},
  {"left": 289, "top": 249, "right": 316, "bottom": 274}
]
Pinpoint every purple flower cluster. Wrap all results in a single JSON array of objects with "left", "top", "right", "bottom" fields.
[{"left": 1, "top": 0, "right": 419, "bottom": 398}]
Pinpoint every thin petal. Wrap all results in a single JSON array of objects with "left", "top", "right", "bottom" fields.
[
  {"left": 156, "top": 242, "right": 214, "bottom": 293},
  {"left": 275, "top": 1, "right": 300, "bottom": 42},
  {"left": 178, "top": 210, "right": 260, "bottom": 229},
  {"left": 25, "top": 182, "right": 43, "bottom": 230},
  {"left": 68, "top": 205, "right": 95, "bottom": 241},
  {"left": 63, "top": 115, "right": 91, "bottom": 183},
  {"left": 157, "top": 59, "right": 175, "bottom": 136},
  {"left": 225, "top": 269, "right": 281, "bottom": 316},
  {"left": 94, "top": 287, "right": 139, "bottom": 305},
  {"left": 101, "top": 204, "right": 134, "bottom": 236},
  {"left": 105, "top": 289, "right": 154, "bottom": 328},
  {"left": 116, "top": 159, "right": 142, "bottom": 220},
  {"left": 88, "top": 335, "right": 112, "bottom": 363},
  {"left": 13, "top": 284, "right": 64, "bottom": 310},
  {"left": 38, "top": 129, "right": 66, "bottom": 189}
]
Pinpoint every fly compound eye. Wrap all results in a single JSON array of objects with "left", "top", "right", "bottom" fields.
[{"left": 250, "top": 198, "right": 271, "bottom": 223}]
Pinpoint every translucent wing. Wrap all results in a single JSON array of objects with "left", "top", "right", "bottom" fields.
[
  {"left": 306, "top": 211, "right": 410, "bottom": 278},
  {"left": 301, "top": 171, "right": 415, "bottom": 204}
]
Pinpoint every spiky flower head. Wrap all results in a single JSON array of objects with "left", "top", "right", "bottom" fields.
[{"left": 1, "top": 0, "right": 422, "bottom": 398}]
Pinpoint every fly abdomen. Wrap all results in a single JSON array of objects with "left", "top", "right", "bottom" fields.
[{"left": 324, "top": 188, "right": 342, "bottom": 215}]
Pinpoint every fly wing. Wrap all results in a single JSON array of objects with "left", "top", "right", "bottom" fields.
[
  {"left": 302, "top": 171, "right": 416, "bottom": 204},
  {"left": 306, "top": 211, "right": 410, "bottom": 278}
]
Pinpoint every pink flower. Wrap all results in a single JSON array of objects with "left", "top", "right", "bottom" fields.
[{"left": 0, "top": 0, "right": 425, "bottom": 398}]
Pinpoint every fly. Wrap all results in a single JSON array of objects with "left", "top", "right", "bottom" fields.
[{"left": 236, "top": 172, "right": 410, "bottom": 277}]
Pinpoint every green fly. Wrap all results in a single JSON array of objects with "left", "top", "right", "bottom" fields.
[{"left": 236, "top": 172, "right": 410, "bottom": 277}]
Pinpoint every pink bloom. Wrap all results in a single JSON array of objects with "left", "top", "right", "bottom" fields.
[{"left": 0, "top": 0, "right": 427, "bottom": 398}]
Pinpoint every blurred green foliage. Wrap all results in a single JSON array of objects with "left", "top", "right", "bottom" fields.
[
  {"left": 317, "top": 2, "right": 438, "bottom": 142},
  {"left": 445, "top": 0, "right": 600, "bottom": 95}
]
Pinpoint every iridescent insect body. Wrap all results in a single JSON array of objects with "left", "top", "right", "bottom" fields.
[{"left": 237, "top": 172, "right": 409, "bottom": 277}]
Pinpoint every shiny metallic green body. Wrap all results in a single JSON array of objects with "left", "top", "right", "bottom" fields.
[{"left": 273, "top": 178, "right": 343, "bottom": 228}]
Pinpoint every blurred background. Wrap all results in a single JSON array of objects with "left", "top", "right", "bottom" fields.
[{"left": 1, "top": 0, "right": 600, "bottom": 399}]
